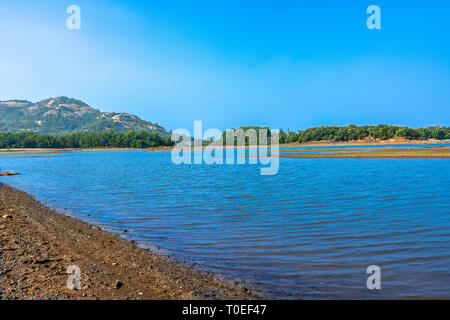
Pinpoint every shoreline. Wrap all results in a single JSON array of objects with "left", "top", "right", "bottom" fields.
[
  {"left": 0, "top": 146, "right": 173, "bottom": 155},
  {"left": 0, "top": 183, "right": 262, "bottom": 300},
  {"left": 278, "top": 138, "right": 450, "bottom": 147},
  {"left": 1, "top": 139, "right": 449, "bottom": 156}
]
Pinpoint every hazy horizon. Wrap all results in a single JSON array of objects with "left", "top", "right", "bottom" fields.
[{"left": 1, "top": 0, "right": 449, "bottom": 131}]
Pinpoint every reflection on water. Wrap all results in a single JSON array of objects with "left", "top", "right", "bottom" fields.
[{"left": 1, "top": 148, "right": 449, "bottom": 299}]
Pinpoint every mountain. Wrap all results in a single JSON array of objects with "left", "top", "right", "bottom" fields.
[{"left": 0, "top": 97, "right": 170, "bottom": 136}]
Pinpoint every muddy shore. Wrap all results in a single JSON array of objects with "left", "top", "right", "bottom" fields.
[
  {"left": 0, "top": 183, "right": 261, "bottom": 300},
  {"left": 1, "top": 139, "right": 449, "bottom": 156}
]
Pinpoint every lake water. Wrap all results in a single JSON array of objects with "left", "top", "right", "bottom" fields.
[{"left": 1, "top": 149, "right": 449, "bottom": 299}]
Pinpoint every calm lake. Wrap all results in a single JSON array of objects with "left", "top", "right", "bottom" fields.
[{"left": 1, "top": 148, "right": 449, "bottom": 299}]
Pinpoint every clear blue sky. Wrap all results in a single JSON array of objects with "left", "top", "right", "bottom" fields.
[{"left": 1, "top": 0, "right": 449, "bottom": 131}]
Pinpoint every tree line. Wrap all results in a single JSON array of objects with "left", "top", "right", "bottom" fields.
[
  {"left": 220, "top": 126, "right": 272, "bottom": 146},
  {"left": 0, "top": 131, "right": 173, "bottom": 149},
  {"left": 0, "top": 125, "right": 448, "bottom": 149},
  {"left": 279, "top": 125, "right": 450, "bottom": 144}
]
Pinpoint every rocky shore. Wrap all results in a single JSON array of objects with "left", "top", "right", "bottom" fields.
[{"left": 0, "top": 183, "right": 260, "bottom": 300}]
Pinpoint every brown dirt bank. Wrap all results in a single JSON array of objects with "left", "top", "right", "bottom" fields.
[
  {"left": 257, "top": 146, "right": 438, "bottom": 154},
  {"left": 0, "top": 184, "right": 261, "bottom": 300},
  {"left": 0, "top": 146, "right": 172, "bottom": 155},
  {"left": 251, "top": 147, "right": 450, "bottom": 158},
  {"left": 275, "top": 147, "right": 450, "bottom": 158},
  {"left": 280, "top": 139, "right": 450, "bottom": 148},
  {"left": 1, "top": 139, "right": 448, "bottom": 155}
]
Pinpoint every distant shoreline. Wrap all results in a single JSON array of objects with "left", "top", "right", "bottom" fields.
[
  {"left": 0, "top": 183, "right": 261, "bottom": 300},
  {"left": 0, "top": 146, "right": 172, "bottom": 155},
  {"left": 279, "top": 138, "right": 450, "bottom": 147},
  {"left": 1, "top": 139, "right": 449, "bottom": 156}
]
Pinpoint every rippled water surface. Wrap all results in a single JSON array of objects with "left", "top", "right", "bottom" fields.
[{"left": 1, "top": 149, "right": 449, "bottom": 298}]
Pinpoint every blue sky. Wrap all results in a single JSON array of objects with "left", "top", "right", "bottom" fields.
[{"left": 0, "top": 0, "right": 449, "bottom": 131}]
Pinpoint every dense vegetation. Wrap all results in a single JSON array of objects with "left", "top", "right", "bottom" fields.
[
  {"left": 279, "top": 125, "right": 450, "bottom": 143},
  {"left": 0, "top": 131, "right": 173, "bottom": 149},
  {"left": 221, "top": 126, "right": 272, "bottom": 145},
  {"left": 0, "top": 125, "right": 448, "bottom": 149}
]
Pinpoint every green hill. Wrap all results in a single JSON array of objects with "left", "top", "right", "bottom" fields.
[{"left": 0, "top": 97, "right": 170, "bottom": 137}]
